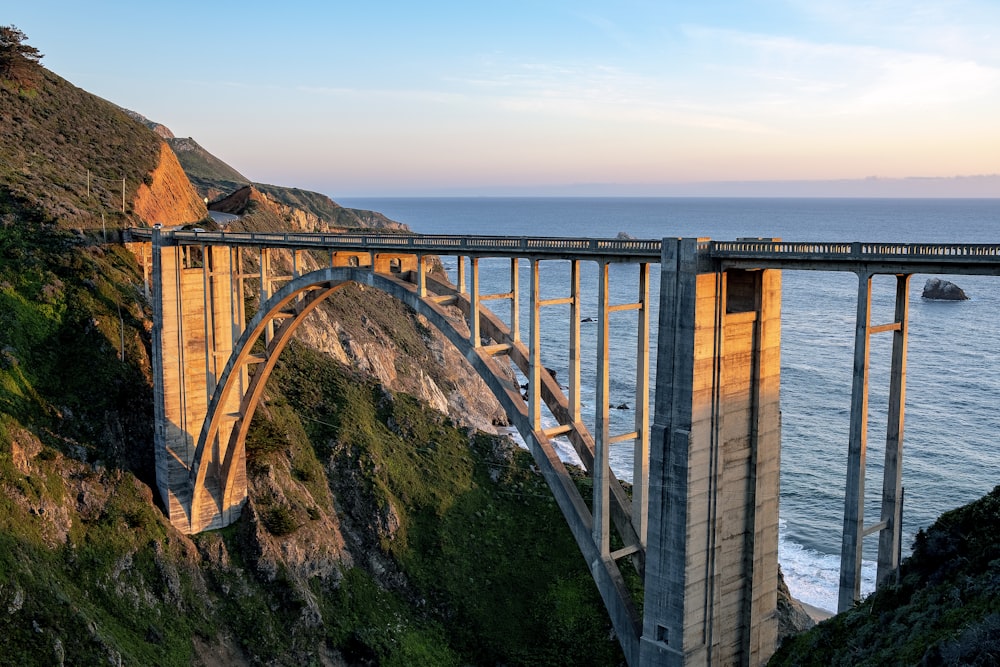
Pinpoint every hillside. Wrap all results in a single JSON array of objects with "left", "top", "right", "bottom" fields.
[
  {"left": 166, "top": 136, "right": 250, "bottom": 200},
  {"left": 770, "top": 486, "right": 1000, "bottom": 665},
  {"left": 0, "top": 33, "right": 623, "bottom": 666},
  {"left": 5, "top": 29, "right": 1000, "bottom": 667},
  {"left": 212, "top": 183, "right": 407, "bottom": 234},
  {"left": 0, "top": 68, "right": 205, "bottom": 230},
  {"left": 127, "top": 111, "right": 400, "bottom": 232}
]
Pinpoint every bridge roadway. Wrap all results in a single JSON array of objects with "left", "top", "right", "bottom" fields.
[
  {"left": 127, "top": 227, "right": 1000, "bottom": 666},
  {"left": 148, "top": 228, "right": 1000, "bottom": 273}
]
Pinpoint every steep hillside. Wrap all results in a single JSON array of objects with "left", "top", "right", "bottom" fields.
[
  {"left": 0, "top": 67, "right": 205, "bottom": 230},
  {"left": 769, "top": 486, "right": 1000, "bottom": 665},
  {"left": 141, "top": 120, "right": 404, "bottom": 232},
  {"left": 210, "top": 184, "right": 406, "bottom": 234},
  {"left": 0, "top": 33, "right": 620, "bottom": 666},
  {"left": 165, "top": 136, "right": 250, "bottom": 201},
  {"left": 251, "top": 183, "right": 406, "bottom": 231}
]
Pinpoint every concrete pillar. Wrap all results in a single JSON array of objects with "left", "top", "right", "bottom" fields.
[
  {"left": 152, "top": 237, "right": 244, "bottom": 533},
  {"left": 839, "top": 272, "right": 872, "bottom": 611},
  {"left": 528, "top": 259, "right": 542, "bottom": 430},
  {"left": 417, "top": 254, "right": 427, "bottom": 298},
  {"left": 642, "top": 239, "right": 781, "bottom": 666},
  {"left": 260, "top": 247, "right": 273, "bottom": 347},
  {"left": 634, "top": 262, "right": 651, "bottom": 548},
  {"left": 510, "top": 257, "right": 520, "bottom": 342},
  {"left": 594, "top": 260, "right": 612, "bottom": 557},
  {"left": 569, "top": 260, "right": 582, "bottom": 424},
  {"left": 470, "top": 257, "right": 480, "bottom": 347},
  {"left": 877, "top": 274, "right": 910, "bottom": 585}
]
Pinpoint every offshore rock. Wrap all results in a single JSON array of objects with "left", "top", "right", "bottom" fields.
[{"left": 921, "top": 277, "right": 968, "bottom": 300}]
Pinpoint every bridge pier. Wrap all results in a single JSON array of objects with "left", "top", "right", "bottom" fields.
[
  {"left": 838, "top": 272, "right": 911, "bottom": 611},
  {"left": 641, "top": 238, "right": 782, "bottom": 666},
  {"left": 150, "top": 228, "right": 247, "bottom": 532}
]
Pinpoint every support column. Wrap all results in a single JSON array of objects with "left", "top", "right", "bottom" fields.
[
  {"left": 260, "top": 247, "right": 273, "bottom": 346},
  {"left": 641, "top": 239, "right": 782, "bottom": 667},
  {"left": 839, "top": 271, "right": 873, "bottom": 612},
  {"left": 569, "top": 260, "right": 582, "bottom": 424},
  {"left": 457, "top": 255, "right": 466, "bottom": 294},
  {"left": 641, "top": 238, "right": 700, "bottom": 667},
  {"left": 470, "top": 257, "right": 480, "bottom": 347},
  {"left": 633, "top": 262, "right": 651, "bottom": 547},
  {"left": 152, "top": 236, "right": 241, "bottom": 533},
  {"left": 417, "top": 254, "right": 427, "bottom": 298},
  {"left": 877, "top": 274, "right": 911, "bottom": 585},
  {"left": 510, "top": 257, "right": 521, "bottom": 343},
  {"left": 594, "top": 260, "right": 611, "bottom": 557},
  {"left": 528, "top": 259, "right": 542, "bottom": 430}
]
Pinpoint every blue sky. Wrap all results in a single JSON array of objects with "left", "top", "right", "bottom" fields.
[{"left": 8, "top": 1, "right": 1000, "bottom": 196}]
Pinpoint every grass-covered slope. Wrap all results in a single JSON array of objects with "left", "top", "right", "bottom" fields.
[
  {"left": 165, "top": 136, "right": 250, "bottom": 199},
  {"left": 0, "top": 68, "right": 160, "bottom": 230},
  {"left": 0, "top": 202, "right": 623, "bottom": 664},
  {"left": 256, "top": 341, "right": 625, "bottom": 665},
  {"left": 769, "top": 486, "right": 1000, "bottom": 666},
  {"left": 0, "top": 37, "right": 624, "bottom": 665}
]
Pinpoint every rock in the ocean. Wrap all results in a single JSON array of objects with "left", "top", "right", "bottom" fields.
[{"left": 921, "top": 277, "right": 969, "bottom": 301}]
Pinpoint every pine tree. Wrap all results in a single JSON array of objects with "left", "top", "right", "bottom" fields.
[{"left": 0, "top": 25, "right": 44, "bottom": 88}]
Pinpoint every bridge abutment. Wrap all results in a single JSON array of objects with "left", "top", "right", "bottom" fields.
[{"left": 642, "top": 239, "right": 781, "bottom": 666}]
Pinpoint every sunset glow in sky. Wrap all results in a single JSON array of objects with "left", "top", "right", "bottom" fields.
[{"left": 9, "top": 1, "right": 1000, "bottom": 196}]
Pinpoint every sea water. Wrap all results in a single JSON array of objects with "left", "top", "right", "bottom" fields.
[{"left": 342, "top": 196, "right": 1000, "bottom": 612}]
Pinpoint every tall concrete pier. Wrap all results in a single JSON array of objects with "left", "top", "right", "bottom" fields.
[
  {"left": 149, "top": 230, "right": 248, "bottom": 531},
  {"left": 640, "top": 239, "right": 781, "bottom": 666}
]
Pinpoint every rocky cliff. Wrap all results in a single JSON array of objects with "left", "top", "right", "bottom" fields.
[
  {"left": 223, "top": 194, "right": 510, "bottom": 433},
  {"left": 132, "top": 142, "right": 208, "bottom": 226}
]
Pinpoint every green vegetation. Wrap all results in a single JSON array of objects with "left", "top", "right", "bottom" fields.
[
  {"left": 252, "top": 182, "right": 405, "bottom": 230},
  {"left": 4, "top": 26, "right": 999, "bottom": 667},
  {"left": 0, "top": 25, "right": 43, "bottom": 90},
  {"left": 769, "top": 485, "right": 1000, "bottom": 666},
  {"left": 164, "top": 136, "right": 250, "bottom": 198},
  {"left": 270, "top": 340, "right": 625, "bottom": 665},
  {"left": 0, "top": 64, "right": 159, "bottom": 231}
]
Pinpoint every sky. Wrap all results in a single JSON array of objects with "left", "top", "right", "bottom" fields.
[{"left": 8, "top": 1, "right": 1000, "bottom": 197}]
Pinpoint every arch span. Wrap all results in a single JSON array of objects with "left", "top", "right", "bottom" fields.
[{"left": 187, "top": 265, "right": 645, "bottom": 659}]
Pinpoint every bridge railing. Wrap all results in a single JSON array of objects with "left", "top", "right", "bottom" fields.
[
  {"left": 711, "top": 240, "right": 1000, "bottom": 262},
  {"left": 126, "top": 228, "right": 664, "bottom": 259},
  {"left": 125, "top": 228, "right": 1000, "bottom": 266}
]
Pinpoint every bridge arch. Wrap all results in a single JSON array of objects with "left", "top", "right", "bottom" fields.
[{"left": 186, "top": 264, "right": 646, "bottom": 656}]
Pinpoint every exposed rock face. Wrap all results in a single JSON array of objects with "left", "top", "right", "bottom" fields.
[
  {"left": 922, "top": 277, "right": 968, "bottom": 301},
  {"left": 776, "top": 565, "right": 816, "bottom": 642},
  {"left": 132, "top": 142, "right": 207, "bottom": 226},
  {"left": 213, "top": 184, "right": 407, "bottom": 233}
]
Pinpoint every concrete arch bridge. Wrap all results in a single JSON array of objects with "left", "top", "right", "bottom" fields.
[{"left": 126, "top": 228, "right": 1000, "bottom": 666}]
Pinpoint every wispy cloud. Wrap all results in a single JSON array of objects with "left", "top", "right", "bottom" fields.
[{"left": 680, "top": 24, "right": 1000, "bottom": 118}]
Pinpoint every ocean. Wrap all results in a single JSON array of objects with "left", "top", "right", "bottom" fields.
[{"left": 341, "top": 196, "right": 1000, "bottom": 612}]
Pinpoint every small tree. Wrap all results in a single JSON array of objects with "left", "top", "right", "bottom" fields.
[{"left": 0, "top": 25, "right": 43, "bottom": 87}]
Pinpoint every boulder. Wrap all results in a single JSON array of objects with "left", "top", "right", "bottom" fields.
[{"left": 922, "top": 277, "right": 969, "bottom": 301}]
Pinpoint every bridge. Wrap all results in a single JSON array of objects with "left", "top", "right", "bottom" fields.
[{"left": 126, "top": 228, "right": 1000, "bottom": 666}]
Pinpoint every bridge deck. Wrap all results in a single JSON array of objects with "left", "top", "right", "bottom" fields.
[{"left": 127, "top": 229, "right": 1000, "bottom": 274}]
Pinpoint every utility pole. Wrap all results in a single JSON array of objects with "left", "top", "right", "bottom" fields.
[{"left": 121, "top": 177, "right": 126, "bottom": 213}]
